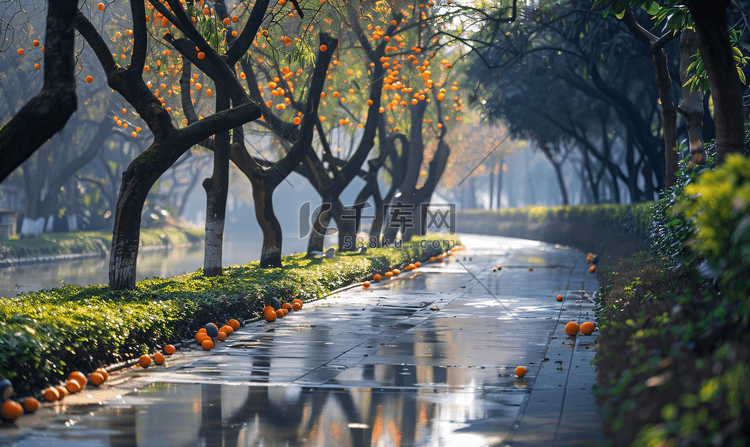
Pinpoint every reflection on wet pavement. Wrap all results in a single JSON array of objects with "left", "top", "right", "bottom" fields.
[{"left": 0, "top": 234, "right": 604, "bottom": 446}]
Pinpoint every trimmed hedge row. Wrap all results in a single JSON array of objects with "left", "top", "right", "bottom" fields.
[
  {"left": 0, "top": 234, "right": 459, "bottom": 397},
  {"left": 0, "top": 228, "right": 204, "bottom": 261}
]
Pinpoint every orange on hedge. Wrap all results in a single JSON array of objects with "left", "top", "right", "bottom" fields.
[
  {"left": 139, "top": 355, "right": 152, "bottom": 368},
  {"left": 65, "top": 379, "right": 81, "bottom": 393},
  {"left": 217, "top": 331, "right": 227, "bottom": 341},
  {"left": 96, "top": 368, "right": 109, "bottom": 381},
  {"left": 1, "top": 400, "right": 22, "bottom": 421},
  {"left": 43, "top": 387, "right": 60, "bottom": 402},
  {"left": 373, "top": 274, "right": 382, "bottom": 281},
  {"left": 580, "top": 322, "right": 596, "bottom": 335},
  {"left": 589, "top": 265, "right": 596, "bottom": 273},
  {"left": 275, "top": 309, "right": 284, "bottom": 318},
  {"left": 292, "top": 302, "right": 302, "bottom": 311},
  {"left": 564, "top": 322, "right": 580, "bottom": 336},
  {"left": 264, "top": 309, "right": 277, "bottom": 322},
  {"left": 556, "top": 295, "right": 563, "bottom": 302},
  {"left": 69, "top": 371, "right": 87, "bottom": 387},
  {"left": 514, "top": 366, "right": 527, "bottom": 377},
  {"left": 201, "top": 339, "right": 214, "bottom": 350},
  {"left": 363, "top": 281, "right": 370, "bottom": 289},
  {"left": 164, "top": 344, "right": 176, "bottom": 355},
  {"left": 154, "top": 353, "right": 165, "bottom": 365},
  {"left": 384, "top": 271, "right": 393, "bottom": 278},
  {"left": 88, "top": 372, "right": 105, "bottom": 386},
  {"left": 228, "top": 319, "right": 241, "bottom": 330},
  {"left": 23, "top": 397, "right": 40, "bottom": 413}
]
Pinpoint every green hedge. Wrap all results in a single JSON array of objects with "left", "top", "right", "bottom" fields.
[
  {"left": 0, "top": 234, "right": 458, "bottom": 397},
  {"left": 0, "top": 228, "right": 204, "bottom": 260}
]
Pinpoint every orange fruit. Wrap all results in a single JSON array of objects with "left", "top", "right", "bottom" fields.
[
  {"left": 564, "top": 322, "right": 580, "bottom": 336},
  {"left": 373, "top": 274, "right": 382, "bottom": 281},
  {"left": 497, "top": 266, "right": 502, "bottom": 270},
  {"left": 580, "top": 322, "right": 595, "bottom": 335},
  {"left": 281, "top": 308, "right": 288, "bottom": 315},
  {"left": 65, "top": 379, "right": 81, "bottom": 393},
  {"left": 97, "top": 3, "right": 105, "bottom": 10},
  {"left": 415, "top": 262, "right": 421, "bottom": 267},
  {"left": 154, "top": 353, "right": 165, "bottom": 365},
  {"left": 430, "top": 257, "right": 436, "bottom": 261},
  {"left": 43, "top": 387, "right": 60, "bottom": 402},
  {"left": 528, "top": 267, "right": 533, "bottom": 271},
  {"left": 69, "top": 371, "right": 87, "bottom": 387},
  {"left": 139, "top": 355, "right": 152, "bottom": 368},
  {"left": 220, "top": 325, "right": 233, "bottom": 334},
  {"left": 556, "top": 295, "right": 563, "bottom": 302},
  {"left": 292, "top": 302, "right": 301, "bottom": 311},
  {"left": 320, "top": 44, "right": 328, "bottom": 52},
  {"left": 514, "top": 366, "right": 527, "bottom": 377},
  {"left": 164, "top": 344, "right": 176, "bottom": 355},
  {"left": 56, "top": 385, "right": 69, "bottom": 397},
  {"left": 23, "top": 397, "right": 40, "bottom": 413},
  {"left": 393, "top": 269, "right": 401, "bottom": 275},
  {"left": 281, "top": 303, "right": 292, "bottom": 310},
  {"left": 292, "top": 299, "right": 303, "bottom": 305},
  {"left": 264, "top": 309, "right": 277, "bottom": 322},
  {"left": 96, "top": 368, "right": 109, "bottom": 381},
  {"left": 363, "top": 281, "right": 370, "bottom": 289},
  {"left": 263, "top": 305, "right": 275, "bottom": 313},
  {"left": 589, "top": 265, "right": 596, "bottom": 273},
  {"left": 384, "top": 272, "right": 393, "bottom": 278},
  {"left": 84, "top": 75, "right": 93, "bottom": 83},
  {"left": 275, "top": 309, "right": 284, "bottom": 318},
  {"left": 196, "top": 332, "right": 210, "bottom": 344},
  {"left": 218, "top": 331, "right": 227, "bottom": 341},
  {"left": 0, "top": 400, "right": 22, "bottom": 421},
  {"left": 201, "top": 339, "right": 214, "bottom": 350},
  {"left": 197, "top": 51, "right": 205, "bottom": 59},
  {"left": 228, "top": 319, "right": 241, "bottom": 330},
  {"left": 197, "top": 327, "right": 208, "bottom": 335},
  {"left": 408, "top": 263, "right": 416, "bottom": 270},
  {"left": 88, "top": 372, "right": 105, "bottom": 386}
]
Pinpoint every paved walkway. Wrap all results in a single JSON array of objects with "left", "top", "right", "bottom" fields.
[{"left": 1, "top": 234, "right": 605, "bottom": 447}]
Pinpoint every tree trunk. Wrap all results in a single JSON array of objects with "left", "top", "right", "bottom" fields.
[
  {"left": 306, "top": 201, "right": 331, "bottom": 254},
  {"left": 109, "top": 165, "right": 155, "bottom": 290},
  {"left": 680, "top": 30, "right": 706, "bottom": 162},
  {"left": 202, "top": 89, "right": 231, "bottom": 277},
  {"left": 253, "top": 181, "right": 283, "bottom": 268},
  {"left": 0, "top": 0, "right": 78, "bottom": 183},
  {"left": 689, "top": 0, "right": 745, "bottom": 164},
  {"left": 652, "top": 49, "right": 679, "bottom": 188}
]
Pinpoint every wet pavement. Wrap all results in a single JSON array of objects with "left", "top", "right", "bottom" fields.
[{"left": 0, "top": 234, "right": 605, "bottom": 446}]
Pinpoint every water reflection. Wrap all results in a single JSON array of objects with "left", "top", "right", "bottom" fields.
[
  {"left": 0, "top": 234, "right": 325, "bottom": 298},
  {"left": 3, "top": 381, "right": 520, "bottom": 446}
]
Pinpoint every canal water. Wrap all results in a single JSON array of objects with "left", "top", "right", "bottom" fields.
[{"left": 0, "top": 236, "right": 317, "bottom": 299}]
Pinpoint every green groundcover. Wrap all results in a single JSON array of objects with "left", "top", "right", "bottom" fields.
[{"left": 0, "top": 234, "right": 459, "bottom": 397}]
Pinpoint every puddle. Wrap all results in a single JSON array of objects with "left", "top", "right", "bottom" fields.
[{"left": 2, "top": 382, "right": 523, "bottom": 446}]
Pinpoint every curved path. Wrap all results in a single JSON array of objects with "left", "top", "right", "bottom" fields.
[{"left": 0, "top": 234, "right": 605, "bottom": 446}]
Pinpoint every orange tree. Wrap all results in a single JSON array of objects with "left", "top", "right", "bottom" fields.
[
  {"left": 0, "top": 1, "right": 78, "bottom": 182},
  {"left": 74, "top": 0, "right": 268, "bottom": 289}
]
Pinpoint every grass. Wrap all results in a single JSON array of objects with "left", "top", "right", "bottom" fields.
[
  {"left": 0, "top": 233, "right": 459, "bottom": 398},
  {"left": 0, "top": 228, "right": 204, "bottom": 260}
]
